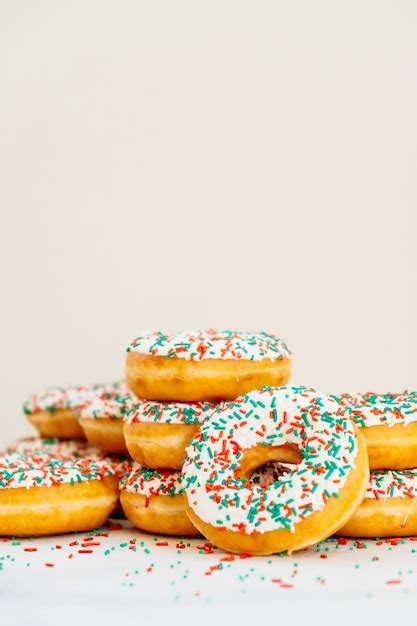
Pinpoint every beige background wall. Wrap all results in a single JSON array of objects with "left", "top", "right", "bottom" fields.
[{"left": 0, "top": 1, "right": 416, "bottom": 447}]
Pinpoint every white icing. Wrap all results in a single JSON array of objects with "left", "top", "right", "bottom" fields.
[
  {"left": 5, "top": 437, "right": 97, "bottom": 458},
  {"left": 365, "top": 470, "right": 417, "bottom": 500},
  {"left": 124, "top": 400, "right": 219, "bottom": 425},
  {"left": 119, "top": 464, "right": 184, "bottom": 496},
  {"left": 0, "top": 451, "right": 117, "bottom": 489},
  {"left": 23, "top": 382, "right": 123, "bottom": 415},
  {"left": 333, "top": 392, "right": 417, "bottom": 428},
  {"left": 80, "top": 391, "right": 136, "bottom": 420},
  {"left": 4, "top": 437, "right": 130, "bottom": 479},
  {"left": 127, "top": 330, "right": 291, "bottom": 361}
]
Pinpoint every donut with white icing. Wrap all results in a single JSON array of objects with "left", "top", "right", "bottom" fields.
[
  {"left": 80, "top": 389, "right": 136, "bottom": 454},
  {"left": 333, "top": 391, "right": 417, "bottom": 470},
  {"left": 124, "top": 400, "right": 219, "bottom": 469},
  {"left": 125, "top": 330, "right": 292, "bottom": 402},
  {"left": 23, "top": 382, "right": 121, "bottom": 440},
  {"left": 119, "top": 464, "right": 199, "bottom": 536},
  {"left": 0, "top": 448, "right": 119, "bottom": 536},
  {"left": 182, "top": 386, "right": 369, "bottom": 555},
  {"left": 338, "top": 469, "right": 417, "bottom": 537}
]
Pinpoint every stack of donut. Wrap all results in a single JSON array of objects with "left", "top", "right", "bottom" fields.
[
  {"left": 120, "top": 330, "right": 292, "bottom": 538},
  {"left": 1, "top": 328, "right": 416, "bottom": 556},
  {"left": 333, "top": 391, "right": 417, "bottom": 538}
]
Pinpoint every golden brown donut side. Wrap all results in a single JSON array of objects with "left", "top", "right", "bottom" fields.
[
  {"left": 120, "top": 491, "right": 199, "bottom": 536},
  {"left": 0, "top": 477, "right": 119, "bottom": 536},
  {"left": 125, "top": 353, "right": 292, "bottom": 401},
  {"left": 27, "top": 408, "right": 85, "bottom": 440},
  {"left": 361, "top": 422, "right": 417, "bottom": 470},
  {"left": 184, "top": 428, "right": 369, "bottom": 555},
  {"left": 337, "top": 497, "right": 417, "bottom": 537},
  {"left": 79, "top": 417, "right": 127, "bottom": 454},
  {"left": 124, "top": 422, "right": 200, "bottom": 469}
]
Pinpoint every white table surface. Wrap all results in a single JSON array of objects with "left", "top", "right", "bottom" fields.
[{"left": 2, "top": 519, "right": 417, "bottom": 626}]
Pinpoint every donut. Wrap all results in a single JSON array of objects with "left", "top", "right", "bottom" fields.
[
  {"left": 182, "top": 386, "right": 369, "bottom": 555},
  {"left": 80, "top": 389, "right": 136, "bottom": 454},
  {"left": 119, "top": 464, "right": 199, "bottom": 536},
  {"left": 124, "top": 400, "right": 219, "bottom": 469},
  {"left": 125, "top": 330, "right": 292, "bottom": 401},
  {"left": 0, "top": 449, "right": 119, "bottom": 536},
  {"left": 338, "top": 469, "right": 417, "bottom": 537},
  {"left": 23, "top": 383, "right": 116, "bottom": 440},
  {"left": 333, "top": 391, "right": 417, "bottom": 470}
]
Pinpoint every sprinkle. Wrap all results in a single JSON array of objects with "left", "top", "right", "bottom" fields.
[
  {"left": 80, "top": 387, "right": 136, "bottom": 421},
  {"left": 127, "top": 330, "right": 291, "bottom": 362},
  {"left": 333, "top": 391, "right": 417, "bottom": 428},
  {"left": 0, "top": 450, "right": 118, "bottom": 490},
  {"left": 363, "top": 470, "right": 417, "bottom": 500},
  {"left": 23, "top": 381, "right": 125, "bottom": 416},
  {"left": 120, "top": 465, "right": 185, "bottom": 497}
]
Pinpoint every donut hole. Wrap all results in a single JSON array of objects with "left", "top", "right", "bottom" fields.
[
  {"left": 249, "top": 461, "right": 294, "bottom": 488},
  {"left": 237, "top": 443, "right": 302, "bottom": 484}
]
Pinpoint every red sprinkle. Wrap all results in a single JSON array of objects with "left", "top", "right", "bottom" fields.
[{"left": 272, "top": 579, "right": 294, "bottom": 589}]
